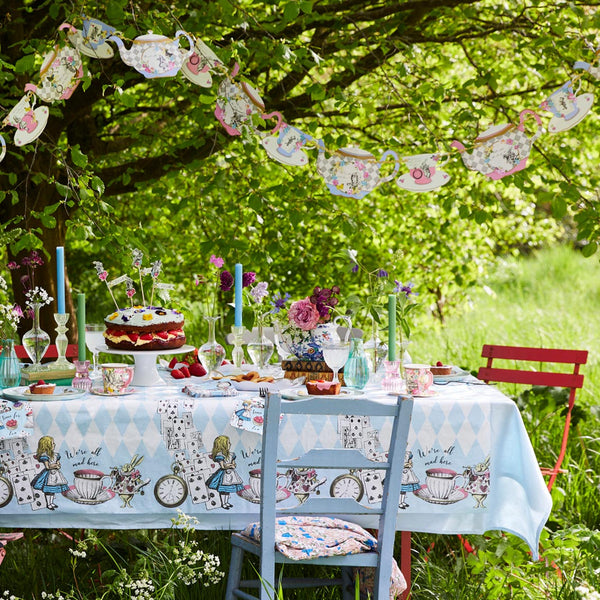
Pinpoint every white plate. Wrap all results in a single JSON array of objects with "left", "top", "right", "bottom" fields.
[
  {"left": 2, "top": 386, "right": 85, "bottom": 402},
  {"left": 90, "top": 387, "right": 136, "bottom": 397},
  {"left": 432, "top": 366, "right": 469, "bottom": 383},
  {"left": 280, "top": 387, "right": 365, "bottom": 400}
]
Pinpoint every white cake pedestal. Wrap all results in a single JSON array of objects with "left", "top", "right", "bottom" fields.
[{"left": 96, "top": 344, "right": 195, "bottom": 387}]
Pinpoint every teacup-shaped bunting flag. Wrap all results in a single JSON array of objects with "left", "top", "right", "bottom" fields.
[
  {"left": 539, "top": 80, "right": 594, "bottom": 134},
  {"left": 260, "top": 112, "right": 313, "bottom": 167},
  {"left": 66, "top": 16, "right": 116, "bottom": 59},
  {"left": 315, "top": 141, "right": 400, "bottom": 199},
  {"left": 214, "top": 64, "right": 267, "bottom": 136},
  {"left": 181, "top": 37, "right": 225, "bottom": 87},
  {"left": 25, "top": 25, "right": 83, "bottom": 103},
  {"left": 3, "top": 92, "right": 49, "bottom": 147},
  {"left": 107, "top": 30, "right": 194, "bottom": 79},
  {"left": 396, "top": 152, "right": 451, "bottom": 192},
  {"left": 0, "top": 135, "right": 6, "bottom": 162}
]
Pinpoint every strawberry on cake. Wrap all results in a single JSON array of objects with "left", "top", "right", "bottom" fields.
[{"left": 104, "top": 306, "right": 185, "bottom": 351}]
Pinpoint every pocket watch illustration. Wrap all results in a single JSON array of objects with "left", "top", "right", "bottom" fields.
[
  {"left": 329, "top": 471, "right": 364, "bottom": 501},
  {"left": 154, "top": 463, "right": 188, "bottom": 508}
]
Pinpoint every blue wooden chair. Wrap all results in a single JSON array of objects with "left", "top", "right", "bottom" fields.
[{"left": 225, "top": 392, "right": 414, "bottom": 600}]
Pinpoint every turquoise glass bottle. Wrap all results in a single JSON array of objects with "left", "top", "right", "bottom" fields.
[{"left": 343, "top": 338, "right": 369, "bottom": 390}]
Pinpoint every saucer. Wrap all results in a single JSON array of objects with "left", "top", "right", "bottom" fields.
[
  {"left": 409, "top": 389, "right": 437, "bottom": 398},
  {"left": 261, "top": 136, "right": 309, "bottom": 166},
  {"left": 237, "top": 485, "right": 291, "bottom": 504},
  {"left": 62, "top": 485, "right": 116, "bottom": 505},
  {"left": 280, "top": 388, "right": 364, "bottom": 400},
  {"left": 13, "top": 106, "right": 49, "bottom": 147},
  {"left": 548, "top": 93, "right": 594, "bottom": 133},
  {"left": 396, "top": 170, "right": 451, "bottom": 192},
  {"left": 414, "top": 485, "right": 467, "bottom": 505},
  {"left": 90, "top": 387, "right": 135, "bottom": 397}
]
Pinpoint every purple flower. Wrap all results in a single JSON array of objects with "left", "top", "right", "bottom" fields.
[
  {"left": 220, "top": 270, "right": 234, "bottom": 291},
  {"left": 351, "top": 264, "right": 359, "bottom": 273},
  {"left": 210, "top": 255, "right": 224, "bottom": 269},
  {"left": 394, "top": 280, "right": 417, "bottom": 297},
  {"left": 271, "top": 292, "right": 290, "bottom": 313},
  {"left": 6, "top": 261, "right": 19, "bottom": 270},
  {"left": 242, "top": 272, "right": 256, "bottom": 288},
  {"left": 377, "top": 269, "right": 388, "bottom": 278},
  {"left": 250, "top": 282, "right": 269, "bottom": 304}
]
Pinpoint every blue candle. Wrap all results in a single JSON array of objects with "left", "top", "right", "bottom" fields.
[
  {"left": 56, "top": 246, "right": 66, "bottom": 314},
  {"left": 234, "top": 263, "right": 243, "bottom": 327}
]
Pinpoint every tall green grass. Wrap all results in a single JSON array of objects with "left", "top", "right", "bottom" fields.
[{"left": 1, "top": 245, "right": 600, "bottom": 599}]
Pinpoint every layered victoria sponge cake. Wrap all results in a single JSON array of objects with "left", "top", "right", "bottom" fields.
[{"left": 104, "top": 306, "right": 185, "bottom": 351}]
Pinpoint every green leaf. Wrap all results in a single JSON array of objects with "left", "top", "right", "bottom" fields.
[
  {"left": 55, "top": 182, "right": 71, "bottom": 198},
  {"left": 581, "top": 242, "right": 597, "bottom": 257},
  {"left": 283, "top": 2, "right": 300, "bottom": 22},
  {"left": 71, "top": 146, "right": 89, "bottom": 168},
  {"left": 14, "top": 54, "right": 36, "bottom": 74}
]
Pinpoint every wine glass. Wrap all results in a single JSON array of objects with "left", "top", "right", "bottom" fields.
[
  {"left": 322, "top": 341, "right": 351, "bottom": 385},
  {"left": 85, "top": 324, "right": 105, "bottom": 380}
]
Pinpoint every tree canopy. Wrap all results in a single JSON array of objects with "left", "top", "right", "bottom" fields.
[{"left": 1, "top": 0, "right": 599, "bottom": 338}]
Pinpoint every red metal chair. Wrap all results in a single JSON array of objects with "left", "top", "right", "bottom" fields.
[
  {"left": 14, "top": 344, "right": 79, "bottom": 362},
  {"left": 477, "top": 344, "right": 588, "bottom": 491}
]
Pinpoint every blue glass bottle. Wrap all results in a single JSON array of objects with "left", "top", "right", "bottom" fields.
[{"left": 343, "top": 338, "right": 369, "bottom": 390}]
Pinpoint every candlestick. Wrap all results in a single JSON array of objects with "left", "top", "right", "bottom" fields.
[
  {"left": 56, "top": 246, "right": 65, "bottom": 314},
  {"left": 234, "top": 263, "right": 243, "bottom": 327},
  {"left": 230, "top": 325, "right": 245, "bottom": 373},
  {"left": 388, "top": 294, "right": 396, "bottom": 361},
  {"left": 50, "top": 313, "right": 75, "bottom": 371},
  {"left": 77, "top": 293, "right": 86, "bottom": 361}
]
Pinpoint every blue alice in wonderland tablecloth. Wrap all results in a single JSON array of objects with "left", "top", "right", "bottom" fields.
[{"left": 0, "top": 382, "right": 551, "bottom": 559}]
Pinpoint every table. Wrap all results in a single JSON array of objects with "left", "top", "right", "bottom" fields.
[{"left": 0, "top": 379, "right": 551, "bottom": 561}]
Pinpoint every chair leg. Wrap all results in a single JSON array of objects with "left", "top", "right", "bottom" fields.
[
  {"left": 400, "top": 531, "right": 411, "bottom": 600},
  {"left": 225, "top": 545, "right": 245, "bottom": 600},
  {"left": 341, "top": 566, "right": 355, "bottom": 600}
]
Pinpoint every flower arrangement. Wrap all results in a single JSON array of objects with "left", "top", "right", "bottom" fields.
[
  {"left": 0, "top": 274, "right": 23, "bottom": 340},
  {"left": 7, "top": 250, "right": 52, "bottom": 318}
]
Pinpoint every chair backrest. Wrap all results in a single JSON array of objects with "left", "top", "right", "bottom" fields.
[
  {"left": 260, "top": 392, "right": 413, "bottom": 598},
  {"left": 477, "top": 344, "right": 588, "bottom": 490},
  {"left": 14, "top": 344, "right": 79, "bottom": 361}
]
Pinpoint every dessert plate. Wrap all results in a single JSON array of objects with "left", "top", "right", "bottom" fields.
[
  {"left": 90, "top": 387, "right": 135, "bottom": 397},
  {"left": 411, "top": 389, "right": 438, "bottom": 398},
  {"left": 2, "top": 386, "right": 85, "bottom": 402},
  {"left": 280, "top": 388, "right": 364, "bottom": 401},
  {"left": 432, "top": 366, "right": 469, "bottom": 383}
]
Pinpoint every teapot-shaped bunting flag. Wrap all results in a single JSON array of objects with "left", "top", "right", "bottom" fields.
[
  {"left": 24, "top": 24, "right": 83, "bottom": 103},
  {"left": 450, "top": 109, "right": 543, "bottom": 180},
  {"left": 315, "top": 142, "right": 400, "bottom": 199},
  {"left": 107, "top": 30, "right": 194, "bottom": 78}
]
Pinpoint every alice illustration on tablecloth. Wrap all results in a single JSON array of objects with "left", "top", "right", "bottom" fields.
[
  {"left": 31, "top": 435, "right": 69, "bottom": 510},
  {"left": 206, "top": 435, "right": 244, "bottom": 509},
  {"left": 399, "top": 451, "right": 420, "bottom": 509}
]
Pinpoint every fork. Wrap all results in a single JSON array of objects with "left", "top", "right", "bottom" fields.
[{"left": 258, "top": 386, "right": 269, "bottom": 398}]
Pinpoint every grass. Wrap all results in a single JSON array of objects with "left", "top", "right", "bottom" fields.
[{"left": 1, "top": 244, "right": 600, "bottom": 599}]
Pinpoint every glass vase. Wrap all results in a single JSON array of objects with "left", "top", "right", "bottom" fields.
[
  {"left": 364, "top": 317, "right": 388, "bottom": 374},
  {"left": 247, "top": 319, "right": 274, "bottom": 368},
  {"left": 0, "top": 339, "right": 21, "bottom": 389},
  {"left": 343, "top": 338, "right": 370, "bottom": 390},
  {"left": 21, "top": 302, "right": 51, "bottom": 371},
  {"left": 198, "top": 315, "right": 226, "bottom": 377},
  {"left": 72, "top": 359, "right": 92, "bottom": 391}
]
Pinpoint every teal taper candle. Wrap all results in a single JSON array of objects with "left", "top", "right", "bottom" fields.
[
  {"left": 388, "top": 294, "right": 396, "bottom": 361},
  {"left": 77, "top": 293, "right": 86, "bottom": 361}
]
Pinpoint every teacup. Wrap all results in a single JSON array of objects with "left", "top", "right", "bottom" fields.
[
  {"left": 396, "top": 153, "right": 451, "bottom": 192},
  {"left": 101, "top": 363, "right": 134, "bottom": 394},
  {"left": 3, "top": 93, "right": 49, "bottom": 147},
  {"left": 261, "top": 117, "right": 313, "bottom": 166},
  {"left": 540, "top": 80, "right": 594, "bottom": 134},
  {"left": 425, "top": 467, "right": 463, "bottom": 500},
  {"left": 249, "top": 468, "right": 262, "bottom": 497},
  {"left": 404, "top": 363, "right": 433, "bottom": 396},
  {"left": 181, "top": 39, "right": 223, "bottom": 87},
  {"left": 74, "top": 468, "right": 112, "bottom": 500}
]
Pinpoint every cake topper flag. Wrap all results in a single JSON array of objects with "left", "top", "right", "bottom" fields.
[
  {"left": 131, "top": 248, "right": 146, "bottom": 305},
  {"left": 155, "top": 282, "right": 175, "bottom": 304},
  {"left": 126, "top": 277, "right": 136, "bottom": 306},
  {"left": 150, "top": 260, "right": 162, "bottom": 306},
  {"left": 93, "top": 260, "right": 119, "bottom": 310}
]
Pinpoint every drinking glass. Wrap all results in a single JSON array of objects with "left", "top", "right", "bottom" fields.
[
  {"left": 322, "top": 341, "right": 350, "bottom": 385},
  {"left": 85, "top": 324, "right": 105, "bottom": 380}
]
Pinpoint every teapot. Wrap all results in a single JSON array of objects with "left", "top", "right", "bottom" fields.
[
  {"left": 25, "top": 25, "right": 83, "bottom": 103},
  {"left": 450, "top": 109, "right": 543, "bottom": 180},
  {"left": 315, "top": 141, "right": 400, "bottom": 199},
  {"left": 108, "top": 30, "right": 194, "bottom": 78}
]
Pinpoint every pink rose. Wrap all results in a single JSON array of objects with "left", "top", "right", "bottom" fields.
[{"left": 288, "top": 297, "right": 320, "bottom": 331}]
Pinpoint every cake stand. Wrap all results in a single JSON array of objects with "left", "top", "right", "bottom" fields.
[{"left": 96, "top": 344, "right": 195, "bottom": 387}]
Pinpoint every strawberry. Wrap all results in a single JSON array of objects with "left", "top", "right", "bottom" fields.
[
  {"left": 140, "top": 333, "right": 153, "bottom": 341},
  {"left": 156, "top": 331, "right": 169, "bottom": 340},
  {"left": 171, "top": 369, "right": 185, "bottom": 379},
  {"left": 127, "top": 333, "right": 139, "bottom": 342},
  {"left": 189, "top": 362, "right": 207, "bottom": 377},
  {"left": 37, "top": 380, "right": 46, "bottom": 385},
  {"left": 436, "top": 361, "right": 443, "bottom": 367},
  {"left": 168, "top": 357, "right": 179, "bottom": 369},
  {"left": 180, "top": 366, "right": 191, "bottom": 378}
]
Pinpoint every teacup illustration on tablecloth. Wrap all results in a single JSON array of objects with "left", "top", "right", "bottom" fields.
[
  {"left": 396, "top": 153, "right": 451, "bottom": 192},
  {"left": 539, "top": 80, "right": 594, "bottom": 134}
]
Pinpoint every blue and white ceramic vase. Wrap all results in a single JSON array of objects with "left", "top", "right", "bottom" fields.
[{"left": 277, "top": 322, "right": 340, "bottom": 361}]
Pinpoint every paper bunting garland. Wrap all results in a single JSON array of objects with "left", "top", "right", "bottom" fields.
[{"left": 1, "top": 15, "right": 600, "bottom": 195}]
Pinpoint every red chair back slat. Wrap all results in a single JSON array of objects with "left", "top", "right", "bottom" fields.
[
  {"left": 14, "top": 344, "right": 79, "bottom": 361},
  {"left": 477, "top": 344, "right": 588, "bottom": 491}
]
